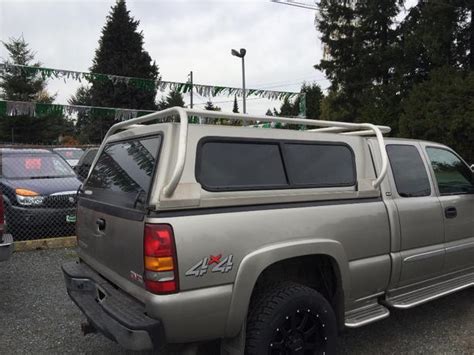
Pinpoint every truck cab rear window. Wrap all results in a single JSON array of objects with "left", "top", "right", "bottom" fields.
[
  {"left": 85, "top": 135, "right": 161, "bottom": 208},
  {"left": 387, "top": 145, "right": 431, "bottom": 197},
  {"left": 196, "top": 139, "right": 356, "bottom": 191}
]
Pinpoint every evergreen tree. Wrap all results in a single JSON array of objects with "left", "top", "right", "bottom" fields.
[
  {"left": 275, "top": 97, "right": 300, "bottom": 129},
  {"left": 232, "top": 95, "right": 239, "bottom": 113},
  {"left": 276, "top": 82, "right": 322, "bottom": 119},
  {"left": 204, "top": 100, "right": 221, "bottom": 111},
  {"left": 398, "top": 1, "right": 464, "bottom": 89},
  {"left": 84, "top": 0, "right": 159, "bottom": 143},
  {"left": 315, "top": 1, "right": 402, "bottom": 124},
  {"left": 316, "top": 0, "right": 359, "bottom": 92},
  {"left": 400, "top": 66, "right": 474, "bottom": 163},
  {"left": 68, "top": 85, "right": 92, "bottom": 142},
  {"left": 467, "top": 2, "right": 474, "bottom": 70},
  {"left": 300, "top": 82, "right": 323, "bottom": 119},
  {"left": 355, "top": 0, "right": 403, "bottom": 85},
  {"left": 157, "top": 89, "right": 185, "bottom": 110},
  {"left": 203, "top": 100, "right": 227, "bottom": 125},
  {"left": 0, "top": 36, "right": 54, "bottom": 103},
  {"left": 277, "top": 97, "right": 299, "bottom": 117},
  {"left": 315, "top": 0, "right": 363, "bottom": 122},
  {"left": 0, "top": 36, "right": 73, "bottom": 144}
]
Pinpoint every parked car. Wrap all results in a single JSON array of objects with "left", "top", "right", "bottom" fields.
[
  {"left": 62, "top": 108, "right": 474, "bottom": 354},
  {"left": 53, "top": 147, "right": 84, "bottom": 168},
  {"left": 1, "top": 149, "right": 82, "bottom": 240},
  {"left": 0, "top": 189, "right": 13, "bottom": 261},
  {"left": 74, "top": 147, "right": 98, "bottom": 181}
]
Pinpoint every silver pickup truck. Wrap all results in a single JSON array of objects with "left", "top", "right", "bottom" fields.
[{"left": 62, "top": 107, "right": 474, "bottom": 354}]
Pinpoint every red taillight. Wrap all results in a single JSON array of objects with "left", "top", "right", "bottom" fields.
[
  {"left": 145, "top": 279, "right": 177, "bottom": 294},
  {"left": 144, "top": 224, "right": 178, "bottom": 294}
]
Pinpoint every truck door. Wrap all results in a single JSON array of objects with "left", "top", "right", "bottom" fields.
[
  {"left": 386, "top": 144, "right": 445, "bottom": 286},
  {"left": 423, "top": 145, "right": 474, "bottom": 273}
]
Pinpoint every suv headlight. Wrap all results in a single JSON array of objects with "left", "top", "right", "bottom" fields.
[{"left": 15, "top": 189, "right": 44, "bottom": 206}]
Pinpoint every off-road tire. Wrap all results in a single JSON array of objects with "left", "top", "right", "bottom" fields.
[{"left": 246, "top": 282, "right": 337, "bottom": 355}]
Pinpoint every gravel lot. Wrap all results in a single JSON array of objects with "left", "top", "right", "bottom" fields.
[{"left": 1, "top": 248, "right": 473, "bottom": 354}]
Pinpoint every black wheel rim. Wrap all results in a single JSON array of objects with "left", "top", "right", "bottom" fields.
[{"left": 268, "top": 308, "right": 326, "bottom": 355}]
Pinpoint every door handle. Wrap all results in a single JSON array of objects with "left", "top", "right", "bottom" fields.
[
  {"left": 96, "top": 218, "right": 106, "bottom": 231},
  {"left": 445, "top": 207, "right": 457, "bottom": 219}
]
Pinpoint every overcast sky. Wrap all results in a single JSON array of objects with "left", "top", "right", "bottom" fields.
[{"left": 0, "top": 0, "right": 416, "bottom": 115}]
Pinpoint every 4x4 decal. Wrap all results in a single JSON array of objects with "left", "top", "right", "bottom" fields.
[{"left": 185, "top": 254, "right": 233, "bottom": 277}]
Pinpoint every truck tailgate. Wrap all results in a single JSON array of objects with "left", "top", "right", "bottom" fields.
[{"left": 77, "top": 134, "right": 163, "bottom": 288}]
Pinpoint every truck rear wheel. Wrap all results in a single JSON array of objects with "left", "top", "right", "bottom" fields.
[{"left": 246, "top": 282, "right": 337, "bottom": 355}]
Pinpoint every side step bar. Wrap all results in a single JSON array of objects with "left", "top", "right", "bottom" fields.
[
  {"left": 344, "top": 303, "right": 390, "bottom": 328},
  {"left": 385, "top": 272, "right": 474, "bottom": 309}
]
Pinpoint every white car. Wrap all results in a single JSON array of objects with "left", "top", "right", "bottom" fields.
[{"left": 53, "top": 148, "right": 84, "bottom": 168}]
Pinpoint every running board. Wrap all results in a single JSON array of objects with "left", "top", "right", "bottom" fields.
[
  {"left": 344, "top": 303, "right": 390, "bottom": 328},
  {"left": 386, "top": 272, "right": 474, "bottom": 309}
]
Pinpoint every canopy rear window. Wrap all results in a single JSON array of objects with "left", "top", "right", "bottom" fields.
[
  {"left": 85, "top": 135, "right": 162, "bottom": 209},
  {"left": 196, "top": 138, "right": 356, "bottom": 191}
]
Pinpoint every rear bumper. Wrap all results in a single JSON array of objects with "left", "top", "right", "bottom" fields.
[
  {"left": 62, "top": 261, "right": 165, "bottom": 351},
  {"left": 0, "top": 234, "right": 14, "bottom": 261}
]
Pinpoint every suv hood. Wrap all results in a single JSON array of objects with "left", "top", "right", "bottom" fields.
[{"left": 4, "top": 177, "right": 81, "bottom": 196}]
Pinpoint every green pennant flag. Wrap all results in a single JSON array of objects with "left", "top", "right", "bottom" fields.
[
  {"left": 91, "top": 107, "right": 114, "bottom": 117},
  {"left": 36, "top": 102, "right": 64, "bottom": 116},
  {"left": 0, "top": 64, "right": 301, "bottom": 102}
]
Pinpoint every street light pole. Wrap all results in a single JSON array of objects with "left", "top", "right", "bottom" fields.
[
  {"left": 231, "top": 48, "right": 247, "bottom": 115},
  {"left": 241, "top": 55, "right": 246, "bottom": 114}
]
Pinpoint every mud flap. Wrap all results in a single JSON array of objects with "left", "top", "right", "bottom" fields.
[{"left": 220, "top": 321, "right": 246, "bottom": 355}]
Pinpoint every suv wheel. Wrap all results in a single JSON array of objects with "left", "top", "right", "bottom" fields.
[{"left": 246, "top": 282, "right": 337, "bottom": 355}]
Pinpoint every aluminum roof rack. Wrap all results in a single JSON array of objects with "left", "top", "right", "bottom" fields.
[{"left": 89, "top": 107, "right": 390, "bottom": 197}]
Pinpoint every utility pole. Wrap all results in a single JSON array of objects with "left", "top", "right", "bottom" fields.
[
  {"left": 189, "top": 71, "right": 193, "bottom": 109},
  {"left": 188, "top": 71, "right": 201, "bottom": 124}
]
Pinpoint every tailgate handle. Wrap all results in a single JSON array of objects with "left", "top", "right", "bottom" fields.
[
  {"left": 96, "top": 218, "right": 106, "bottom": 231},
  {"left": 445, "top": 207, "right": 457, "bottom": 219}
]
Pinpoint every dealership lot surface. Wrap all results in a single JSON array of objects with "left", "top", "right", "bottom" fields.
[{"left": 1, "top": 248, "right": 473, "bottom": 354}]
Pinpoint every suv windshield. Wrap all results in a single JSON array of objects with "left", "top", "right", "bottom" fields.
[
  {"left": 84, "top": 135, "right": 162, "bottom": 209},
  {"left": 55, "top": 149, "right": 84, "bottom": 160},
  {"left": 2, "top": 153, "right": 76, "bottom": 179}
]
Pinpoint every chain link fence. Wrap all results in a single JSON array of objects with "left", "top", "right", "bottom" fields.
[{"left": 0, "top": 144, "right": 98, "bottom": 241}]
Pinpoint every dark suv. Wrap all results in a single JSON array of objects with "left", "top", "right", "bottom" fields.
[{"left": 0, "top": 149, "right": 81, "bottom": 240}]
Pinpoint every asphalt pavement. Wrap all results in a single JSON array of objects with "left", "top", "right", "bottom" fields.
[{"left": 0, "top": 248, "right": 473, "bottom": 354}]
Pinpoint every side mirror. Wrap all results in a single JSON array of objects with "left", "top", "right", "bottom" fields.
[{"left": 471, "top": 164, "right": 474, "bottom": 172}]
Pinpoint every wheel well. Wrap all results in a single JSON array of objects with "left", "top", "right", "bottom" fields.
[{"left": 250, "top": 255, "right": 345, "bottom": 330}]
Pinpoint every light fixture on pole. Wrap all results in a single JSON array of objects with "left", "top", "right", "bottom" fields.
[{"left": 231, "top": 48, "right": 247, "bottom": 114}]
